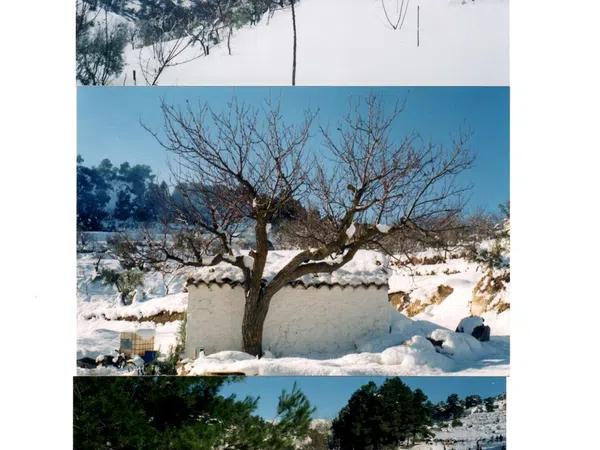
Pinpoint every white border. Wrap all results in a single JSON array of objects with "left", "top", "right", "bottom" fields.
[
  {"left": 2, "top": 0, "right": 75, "bottom": 447},
  {"left": 510, "top": 0, "right": 600, "bottom": 447},
  {"left": 4, "top": 0, "right": 600, "bottom": 447}
]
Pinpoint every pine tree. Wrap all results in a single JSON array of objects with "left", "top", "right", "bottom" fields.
[
  {"left": 445, "top": 393, "right": 465, "bottom": 420},
  {"left": 332, "top": 378, "right": 434, "bottom": 450},
  {"left": 74, "top": 376, "right": 314, "bottom": 450},
  {"left": 465, "top": 394, "right": 483, "bottom": 408}
]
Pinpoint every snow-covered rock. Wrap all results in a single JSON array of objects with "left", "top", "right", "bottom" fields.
[{"left": 456, "top": 316, "right": 485, "bottom": 335}]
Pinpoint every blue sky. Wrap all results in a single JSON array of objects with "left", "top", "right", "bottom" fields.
[
  {"left": 78, "top": 86, "right": 509, "bottom": 211},
  {"left": 220, "top": 376, "right": 506, "bottom": 420}
]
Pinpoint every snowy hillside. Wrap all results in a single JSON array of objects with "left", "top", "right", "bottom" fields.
[
  {"left": 418, "top": 398, "right": 507, "bottom": 450},
  {"left": 110, "top": 0, "right": 508, "bottom": 85},
  {"left": 389, "top": 249, "right": 510, "bottom": 336},
  {"left": 306, "top": 397, "right": 506, "bottom": 450}
]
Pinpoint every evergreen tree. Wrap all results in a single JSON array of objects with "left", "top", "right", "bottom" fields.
[
  {"left": 76, "top": 158, "right": 168, "bottom": 230},
  {"left": 445, "top": 393, "right": 465, "bottom": 420},
  {"left": 113, "top": 189, "right": 133, "bottom": 221},
  {"left": 332, "top": 378, "right": 433, "bottom": 450},
  {"left": 484, "top": 396, "right": 496, "bottom": 412},
  {"left": 74, "top": 376, "right": 314, "bottom": 450},
  {"left": 77, "top": 156, "right": 111, "bottom": 230},
  {"left": 410, "top": 389, "right": 434, "bottom": 443},
  {"left": 465, "top": 394, "right": 483, "bottom": 408},
  {"left": 76, "top": 9, "right": 129, "bottom": 85}
]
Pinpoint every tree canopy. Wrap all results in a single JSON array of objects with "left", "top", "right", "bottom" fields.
[
  {"left": 76, "top": 157, "right": 169, "bottom": 231},
  {"left": 73, "top": 377, "right": 314, "bottom": 450},
  {"left": 332, "top": 378, "right": 433, "bottom": 449}
]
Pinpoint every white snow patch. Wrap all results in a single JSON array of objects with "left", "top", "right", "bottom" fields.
[
  {"left": 114, "top": 0, "right": 508, "bottom": 86},
  {"left": 376, "top": 223, "right": 391, "bottom": 233},
  {"left": 345, "top": 223, "right": 356, "bottom": 239}
]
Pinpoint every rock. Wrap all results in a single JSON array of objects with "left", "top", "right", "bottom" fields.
[
  {"left": 456, "top": 315, "right": 491, "bottom": 342},
  {"left": 388, "top": 290, "right": 411, "bottom": 310},
  {"left": 76, "top": 357, "right": 97, "bottom": 369},
  {"left": 471, "top": 324, "right": 491, "bottom": 342},
  {"left": 426, "top": 337, "right": 445, "bottom": 348},
  {"left": 390, "top": 284, "right": 454, "bottom": 317},
  {"left": 471, "top": 269, "right": 510, "bottom": 315}
]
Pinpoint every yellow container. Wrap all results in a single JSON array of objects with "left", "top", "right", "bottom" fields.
[{"left": 119, "top": 330, "right": 155, "bottom": 357}]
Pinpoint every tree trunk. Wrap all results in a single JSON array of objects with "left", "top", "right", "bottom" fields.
[
  {"left": 291, "top": 0, "right": 297, "bottom": 86},
  {"left": 227, "top": 27, "right": 232, "bottom": 55},
  {"left": 241, "top": 287, "right": 272, "bottom": 356}
]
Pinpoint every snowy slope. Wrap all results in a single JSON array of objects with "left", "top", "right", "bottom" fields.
[
  {"left": 389, "top": 254, "right": 510, "bottom": 336},
  {"left": 423, "top": 399, "right": 507, "bottom": 450},
  {"left": 114, "top": 0, "right": 509, "bottom": 85}
]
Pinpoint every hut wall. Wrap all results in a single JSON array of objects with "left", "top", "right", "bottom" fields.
[{"left": 185, "top": 283, "right": 393, "bottom": 357}]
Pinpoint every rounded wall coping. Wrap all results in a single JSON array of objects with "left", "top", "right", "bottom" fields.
[{"left": 186, "top": 278, "right": 389, "bottom": 291}]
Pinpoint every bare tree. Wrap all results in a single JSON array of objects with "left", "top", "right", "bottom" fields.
[
  {"left": 210, "top": 0, "right": 237, "bottom": 56},
  {"left": 381, "top": 0, "right": 410, "bottom": 31},
  {"left": 139, "top": 15, "right": 203, "bottom": 86},
  {"left": 114, "top": 95, "right": 473, "bottom": 356},
  {"left": 290, "top": 0, "right": 297, "bottom": 85},
  {"left": 260, "top": 1, "right": 299, "bottom": 84}
]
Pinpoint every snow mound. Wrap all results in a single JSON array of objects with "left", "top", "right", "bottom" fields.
[
  {"left": 199, "top": 351, "right": 256, "bottom": 363},
  {"left": 456, "top": 315, "right": 485, "bottom": 335},
  {"left": 430, "top": 328, "right": 485, "bottom": 360},
  {"left": 380, "top": 336, "right": 454, "bottom": 372}
]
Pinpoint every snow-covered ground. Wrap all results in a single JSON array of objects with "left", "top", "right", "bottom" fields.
[
  {"left": 416, "top": 399, "right": 507, "bottom": 450},
  {"left": 77, "top": 239, "right": 509, "bottom": 375},
  {"left": 112, "top": 0, "right": 508, "bottom": 86},
  {"left": 183, "top": 336, "right": 508, "bottom": 376}
]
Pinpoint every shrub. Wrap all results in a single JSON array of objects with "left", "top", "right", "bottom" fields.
[
  {"left": 484, "top": 397, "right": 496, "bottom": 412},
  {"left": 96, "top": 267, "right": 144, "bottom": 305},
  {"left": 76, "top": 18, "right": 129, "bottom": 85}
]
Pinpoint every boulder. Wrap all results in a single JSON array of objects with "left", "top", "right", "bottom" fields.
[
  {"left": 455, "top": 315, "right": 491, "bottom": 342},
  {"left": 471, "top": 324, "right": 491, "bottom": 342}
]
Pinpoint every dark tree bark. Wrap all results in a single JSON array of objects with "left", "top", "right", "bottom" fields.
[
  {"left": 138, "top": 15, "right": 202, "bottom": 86},
  {"left": 291, "top": 0, "right": 297, "bottom": 85},
  {"left": 227, "top": 26, "right": 233, "bottom": 55}
]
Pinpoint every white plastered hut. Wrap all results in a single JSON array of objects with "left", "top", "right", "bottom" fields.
[{"left": 184, "top": 250, "right": 395, "bottom": 358}]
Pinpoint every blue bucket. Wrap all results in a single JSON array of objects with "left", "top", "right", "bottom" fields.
[{"left": 143, "top": 351, "right": 158, "bottom": 363}]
